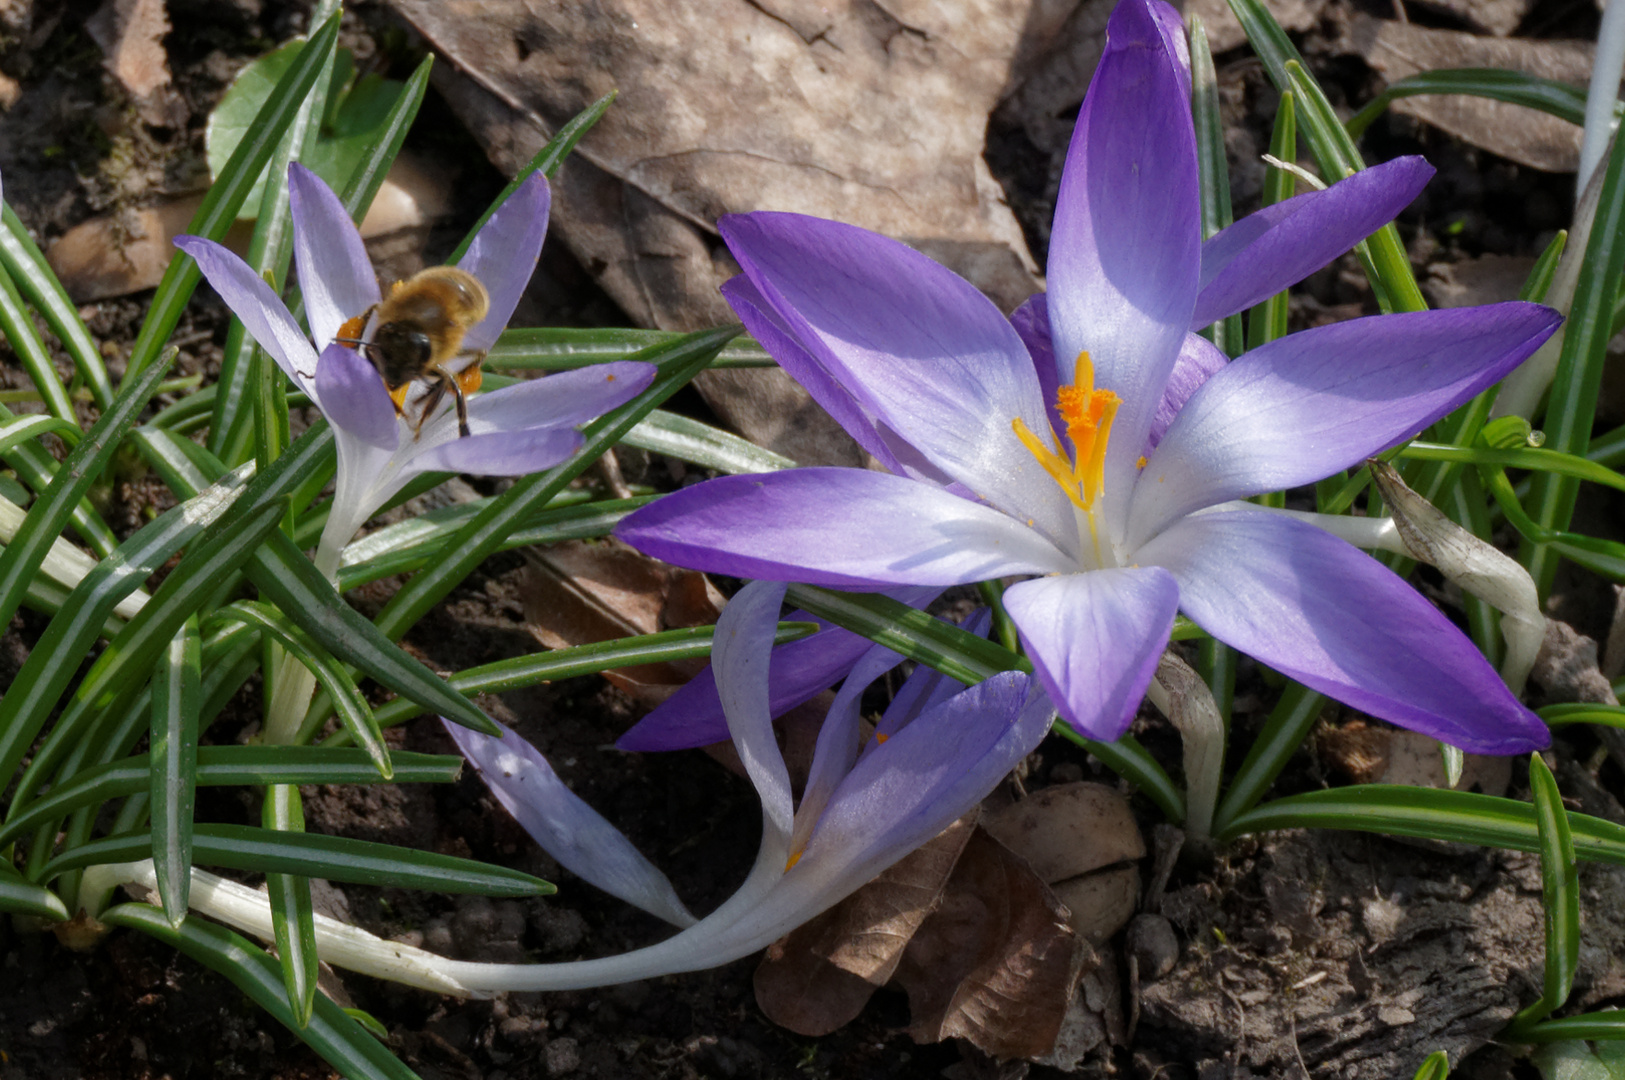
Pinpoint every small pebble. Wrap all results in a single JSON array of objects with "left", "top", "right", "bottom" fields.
[
  {"left": 545, "top": 1036, "right": 581, "bottom": 1076},
  {"left": 1125, "top": 913, "right": 1179, "bottom": 980}
]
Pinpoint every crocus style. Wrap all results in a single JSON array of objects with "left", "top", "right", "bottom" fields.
[
  {"left": 177, "top": 164, "right": 656, "bottom": 577},
  {"left": 618, "top": 0, "right": 1560, "bottom": 754},
  {"left": 440, "top": 581, "right": 1053, "bottom": 991}
]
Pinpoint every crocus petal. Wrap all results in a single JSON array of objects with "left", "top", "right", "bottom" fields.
[
  {"left": 787, "top": 640, "right": 908, "bottom": 860},
  {"left": 1147, "top": 0, "right": 1192, "bottom": 97},
  {"left": 1150, "top": 332, "right": 1228, "bottom": 451},
  {"left": 1128, "top": 302, "right": 1562, "bottom": 548},
  {"left": 718, "top": 212, "right": 1074, "bottom": 549},
  {"left": 617, "top": 586, "right": 943, "bottom": 753},
  {"left": 715, "top": 580, "right": 796, "bottom": 876},
  {"left": 442, "top": 719, "right": 696, "bottom": 928},
  {"left": 1003, "top": 567, "right": 1178, "bottom": 740},
  {"left": 1137, "top": 509, "right": 1550, "bottom": 754},
  {"left": 457, "top": 171, "right": 550, "bottom": 356},
  {"left": 721, "top": 274, "right": 908, "bottom": 475},
  {"left": 407, "top": 427, "right": 582, "bottom": 478},
  {"left": 616, "top": 468, "right": 1077, "bottom": 589},
  {"left": 1192, "top": 157, "right": 1435, "bottom": 328},
  {"left": 1009, "top": 293, "right": 1066, "bottom": 438},
  {"left": 1047, "top": 0, "right": 1200, "bottom": 522},
  {"left": 794, "top": 672, "right": 1053, "bottom": 895},
  {"left": 289, "top": 163, "right": 379, "bottom": 350},
  {"left": 313, "top": 343, "right": 398, "bottom": 451},
  {"left": 460, "top": 362, "right": 655, "bottom": 436},
  {"left": 176, "top": 235, "right": 318, "bottom": 395}
]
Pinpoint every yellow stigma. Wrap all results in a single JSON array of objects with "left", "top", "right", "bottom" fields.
[{"left": 1012, "top": 351, "right": 1121, "bottom": 511}]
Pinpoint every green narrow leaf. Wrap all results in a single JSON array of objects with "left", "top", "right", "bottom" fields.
[
  {"left": 102, "top": 903, "right": 422, "bottom": 1080},
  {"left": 47, "top": 823, "right": 555, "bottom": 896},
  {"left": 126, "top": 11, "right": 342, "bottom": 382},
  {"left": 488, "top": 327, "right": 773, "bottom": 370},
  {"left": 0, "top": 260, "right": 76, "bottom": 423},
  {"left": 1411, "top": 1050, "right": 1451, "bottom": 1080},
  {"left": 1346, "top": 69, "right": 1589, "bottom": 139},
  {"left": 785, "top": 584, "right": 1027, "bottom": 685},
  {"left": 1524, "top": 230, "right": 1569, "bottom": 304},
  {"left": 1211, "top": 682, "right": 1325, "bottom": 835},
  {"left": 0, "top": 463, "right": 252, "bottom": 816},
  {"left": 209, "top": 601, "right": 390, "bottom": 775},
  {"left": 0, "top": 748, "right": 460, "bottom": 849},
  {"left": 1518, "top": 1013, "right": 1625, "bottom": 1043},
  {"left": 151, "top": 616, "right": 202, "bottom": 925},
  {"left": 1523, "top": 118, "right": 1625, "bottom": 595},
  {"left": 1247, "top": 90, "right": 1296, "bottom": 354},
  {"left": 264, "top": 782, "right": 318, "bottom": 1028},
  {"left": 0, "top": 351, "right": 173, "bottom": 638},
  {"left": 0, "top": 859, "right": 69, "bottom": 920},
  {"left": 1508, "top": 753, "right": 1580, "bottom": 1034},
  {"left": 1399, "top": 442, "right": 1625, "bottom": 492},
  {"left": 7, "top": 499, "right": 287, "bottom": 815},
  {"left": 1189, "top": 12, "right": 1245, "bottom": 356},
  {"left": 349, "top": 622, "right": 818, "bottom": 739},
  {"left": 624, "top": 410, "right": 798, "bottom": 474},
  {"left": 446, "top": 91, "right": 616, "bottom": 265},
  {"left": 0, "top": 204, "right": 114, "bottom": 408},
  {"left": 371, "top": 327, "right": 740, "bottom": 651}
]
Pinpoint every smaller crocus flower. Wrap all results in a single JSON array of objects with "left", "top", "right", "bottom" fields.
[
  {"left": 177, "top": 164, "right": 656, "bottom": 578},
  {"left": 439, "top": 580, "right": 1052, "bottom": 991}
]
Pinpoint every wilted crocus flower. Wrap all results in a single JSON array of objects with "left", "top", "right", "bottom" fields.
[
  {"left": 177, "top": 164, "right": 655, "bottom": 578},
  {"left": 439, "top": 580, "right": 1052, "bottom": 991},
  {"left": 617, "top": 0, "right": 1559, "bottom": 754}
]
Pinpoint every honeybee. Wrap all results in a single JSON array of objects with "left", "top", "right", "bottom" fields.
[{"left": 335, "top": 266, "right": 491, "bottom": 439}]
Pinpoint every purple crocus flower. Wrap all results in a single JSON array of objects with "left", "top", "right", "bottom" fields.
[
  {"left": 177, "top": 164, "right": 656, "bottom": 577},
  {"left": 616, "top": 0, "right": 1560, "bottom": 754},
  {"left": 440, "top": 580, "right": 1052, "bottom": 990}
]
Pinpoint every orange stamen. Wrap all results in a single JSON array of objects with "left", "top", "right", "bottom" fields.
[{"left": 1011, "top": 350, "right": 1122, "bottom": 511}]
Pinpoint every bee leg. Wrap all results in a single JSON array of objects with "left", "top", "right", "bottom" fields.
[
  {"left": 413, "top": 379, "right": 448, "bottom": 441},
  {"left": 448, "top": 372, "right": 471, "bottom": 439}
]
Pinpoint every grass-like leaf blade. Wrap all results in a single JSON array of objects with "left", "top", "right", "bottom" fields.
[
  {"left": 103, "top": 904, "right": 420, "bottom": 1080},
  {"left": 151, "top": 616, "right": 202, "bottom": 924}
]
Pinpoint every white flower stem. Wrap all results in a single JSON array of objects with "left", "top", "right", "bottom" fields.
[{"left": 1580, "top": 0, "right": 1625, "bottom": 197}]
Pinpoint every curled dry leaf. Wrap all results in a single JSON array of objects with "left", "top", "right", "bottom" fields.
[
  {"left": 386, "top": 0, "right": 1056, "bottom": 466},
  {"left": 1338, "top": 14, "right": 1591, "bottom": 172}
]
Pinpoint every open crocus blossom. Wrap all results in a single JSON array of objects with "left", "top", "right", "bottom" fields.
[
  {"left": 437, "top": 580, "right": 1052, "bottom": 991},
  {"left": 176, "top": 164, "right": 656, "bottom": 577},
  {"left": 618, "top": 0, "right": 1561, "bottom": 754}
]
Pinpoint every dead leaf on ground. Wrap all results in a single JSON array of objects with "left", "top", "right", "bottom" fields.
[
  {"left": 86, "top": 0, "right": 182, "bottom": 126},
  {"left": 896, "top": 825, "right": 1090, "bottom": 1059},
  {"left": 1338, "top": 14, "right": 1591, "bottom": 172},
  {"left": 522, "top": 537, "right": 724, "bottom": 705},
  {"left": 1321, "top": 723, "right": 1512, "bottom": 795},
  {"left": 755, "top": 815, "right": 978, "bottom": 1036},
  {"left": 386, "top": 0, "right": 1062, "bottom": 466}
]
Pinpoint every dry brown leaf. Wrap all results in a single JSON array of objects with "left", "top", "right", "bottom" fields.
[
  {"left": 981, "top": 782, "right": 1144, "bottom": 884},
  {"left": 386, "top": 0, "right": 1059, "bottom": 465},
  {"left": 85, "top": 0, "right": 181, "bottom": 126},
  {"left": 1338, "top": 14, "right": 1590, "bottom": 172},
  {"left": 522, "top": 537, "right": 724, "bottom": 704},
  {"left": 754, "top": 815, "right": 978, "bottom": 1036},
  {"left": 896, "top": 826, "right": 1090, "bottom": 1060},
  {"left": 1376, "top": 730, "right": 1511, "bottom": 796}
]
